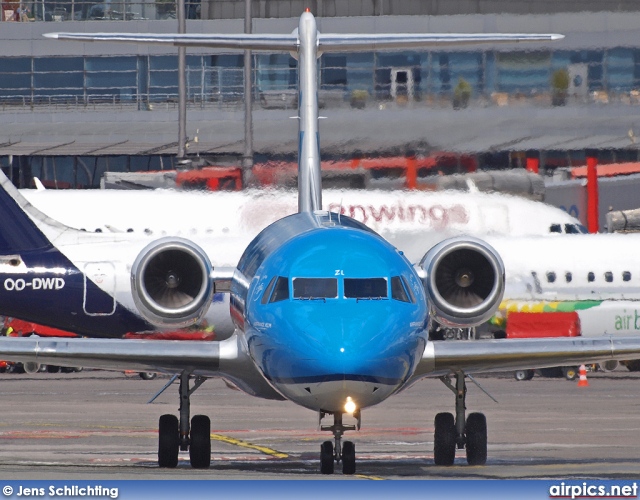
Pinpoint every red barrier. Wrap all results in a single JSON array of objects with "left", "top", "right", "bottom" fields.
[
  {"left": 525, "top": 154, "right": 539, "bottom": 174},
  {"left": 506, "top": 311, "right": 580, "bottom": 339},
  {"left": 586, "top": 154, "right": 599, "bottom": 233}
]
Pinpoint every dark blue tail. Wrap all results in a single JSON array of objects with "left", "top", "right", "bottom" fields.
[{"left": 0, "top": 171, "right": 54, "bottom": 253}]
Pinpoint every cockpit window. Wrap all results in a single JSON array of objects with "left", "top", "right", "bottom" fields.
[
  {"left": 344, "top": 278, "right": 388, "bottom": 299},
  {"left": 391, "top": 276, "right": 416, "bottom": 303},
  {"left": 293, "top": 278, "right": 338, "bottom": 299},
  {"left": 269, "top": 276, "right": 290, "bottom": 303},
  {"left": 391, "top": 276, "right": 409, "bottom": 302},
  {"left": 550, "top": 224, "right": 562, "bottom": 233},
  {"left": 566, "top": 223, "right": 588, "bottom": 234},
  {"left": 261, "top": 277, "right": 277, "bottom": 304}
]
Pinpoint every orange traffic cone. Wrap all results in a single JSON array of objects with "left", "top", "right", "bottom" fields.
[{"left": 577, "top": 364, "right": 589, "bottom": 387}]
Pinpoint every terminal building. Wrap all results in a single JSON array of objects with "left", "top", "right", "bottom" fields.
[{"left": 1, "top": 0, "right": 640, "bottom": 206}]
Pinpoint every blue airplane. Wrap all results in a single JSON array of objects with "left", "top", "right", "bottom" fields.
[{"left": 0, "top": 12, "right": 638, "bottom": 474}]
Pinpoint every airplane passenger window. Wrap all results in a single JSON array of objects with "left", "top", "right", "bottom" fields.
[
  {"left": 391, "top": 276, "right": 410, "bottom": 302},
  {"left": 546, "top": 272, "right": 556, "bottom": 283},
  {"left": 344, "top": 278, "right": 388, "bottom": 299},
  {"left": 604, "top": 272, "right": 613, "bottom": 283},
  {"left": 293, "top": 278, "right": 337, "bottom": 299},
  {"left": 623, "top": 271, "right": 632, "bottom": 282},
  {"left": 261, "top": 277, "right": 277, "bottom": 305},
  {"left": 565, "top": 272, "right": 572, "bottom": 283},
  {"left": 587, "top": 272, "right": 595, "bottom": 282},
  {"left": 269, "top": 276, "right": 290, "bottom": 303}
]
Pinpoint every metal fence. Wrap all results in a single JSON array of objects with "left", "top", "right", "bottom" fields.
[{"left": 1, "top": 0, "right": 195, "bottom": 22}]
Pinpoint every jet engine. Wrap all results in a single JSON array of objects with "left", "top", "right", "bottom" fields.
[
  {"left": 131, "top": 237, "right": 214, "bottom": 327},
  {"left": 418, "top": 236, "right": 505, "bottom": 327},
  {"left": 23, "top": 362, "right": 40, "bottom": 374}
]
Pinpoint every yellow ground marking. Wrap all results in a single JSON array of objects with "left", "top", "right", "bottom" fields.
[
  {"left": 210, "top": 433, "right": 288, "bottom": 458},
  {"left": 354, "top": 474, "right": 385, "bottom": 480}
]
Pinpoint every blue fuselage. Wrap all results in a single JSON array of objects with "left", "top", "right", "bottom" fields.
[{"left": 231, "top": 212, "right": 428, "bottom": 412}]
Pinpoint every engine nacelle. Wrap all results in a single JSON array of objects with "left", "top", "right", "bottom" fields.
[
  {"left": 418, "top": 236, "right": 505, "bottom": 327},
  {"left": 23, "top": 362, "right": 40, "bottom": 374},
  {"left": 131, "top": 237, "right": 214, "bottom": 327},
  {"left": 598, "top": 360, "right": 619, "bottom": 372}
]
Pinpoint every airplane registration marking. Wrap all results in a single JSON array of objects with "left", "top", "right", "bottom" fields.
[
  {"left": 210, "top": 433, "right": 288, "bottom": 458},
  {"left": 4, "top": 277, "right": 65, "bottom": 291}
]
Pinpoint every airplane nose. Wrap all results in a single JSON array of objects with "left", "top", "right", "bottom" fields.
[
  {"left": 257, "top": 305, "right": 424, "bottom": 411},
  {"left": 297, "top": 379, "right": 395, "bottom": 413}
]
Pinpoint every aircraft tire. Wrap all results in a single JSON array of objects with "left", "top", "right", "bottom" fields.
[
  {"left": 139, "top": 372, "right": 157, "bottom": 380},
  {"left": 514, "top": 369, "right": 535, "bottom": 381},
  {"left": 342, "top": 441, "right": 356, "bottom": 475},
  {"left": 623, "top": 360, "right": 640, "bottom": 372},
  {"left": 434, "top": 412, "right": 456, "bottom": 466},
  {"left": 158, "top": 414, "right": 179, "bottom": 468},
  {"left": 189, "top": 415, "right": 211, "bottom": 469},
  {"left": 465, "top": 412, "right": 487, "bottom": 466},
  {"left": 320, "top": 441, "right": 334, "bottom": 474},
  {"left": 562, "top": 366, "right": 578, "bottom": 381}
]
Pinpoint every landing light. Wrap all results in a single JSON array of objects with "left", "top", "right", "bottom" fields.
[{"left": 344, "top": 396, "right": 357, "bottom": 414}]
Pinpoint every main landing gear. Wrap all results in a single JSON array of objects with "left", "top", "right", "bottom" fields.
[
  {"left": 157, "top": 371, "right": 211, "bottom": 469},
  {"left": 434, "top": 371, "right": 487, "bottom": 466},
  {"left": 319, "top": 411, "right": 360, "bottom": 475}
]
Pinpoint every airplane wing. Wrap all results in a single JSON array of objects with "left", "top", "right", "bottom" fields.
[
  {"left": 0, "top": 336, "right": 284, "bottom": 400},
  {"left": 43, "top": 32, "right": 563, "bottom": 51},
  {"left": 411, "top": 336, "right": 640, "bottom": 381},
  {"left": 3, "top": 334, "right": 638, "bottom": 385}
]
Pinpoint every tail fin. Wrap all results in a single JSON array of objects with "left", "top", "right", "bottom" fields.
[
  {"left": 0, "top": 170, "right": 67, "bottom": 254},
  {"left": 44, "top": 12, "right": 562, "bottom": 221}
]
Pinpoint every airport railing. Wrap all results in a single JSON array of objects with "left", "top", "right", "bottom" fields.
[
  {"left": 0, "top": 92, "right": 251, "bottom": 111},
  {"left": 2, "top": 89, "right": 637, "bottom": 113},
  {"left": 2, "top": 0, "right": 192, "bottom": 22}
]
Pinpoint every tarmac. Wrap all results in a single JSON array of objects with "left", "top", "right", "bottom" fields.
[
  {"left": 0, "top": 368, "right": 638, "bottom": 480},
  {"left": 3, "top": 100, "right": 640, "bottom": 157}
]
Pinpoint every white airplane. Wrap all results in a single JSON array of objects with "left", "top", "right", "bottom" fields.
[
  {"left": 20, "top": 185, "right": 637, "bottom": 352},
  {"left": 20, "top": 184, "right": 585, "bottom": 242},
  {"left": 0, "top": 12, "right": 637, "bottom": 475}
]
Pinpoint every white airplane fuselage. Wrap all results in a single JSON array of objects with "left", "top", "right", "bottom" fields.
[{"left": 16, "top": 187, "right": 595, "bottom": 338}]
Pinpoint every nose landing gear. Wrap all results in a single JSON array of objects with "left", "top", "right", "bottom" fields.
[{"left": 319, "top": 411, "right": 360, "bottom": 474}]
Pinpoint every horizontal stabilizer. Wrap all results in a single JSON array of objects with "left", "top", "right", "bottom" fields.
[
  {"left": 44, "top": 32, "right": 563, "bottom": 52},
  {"left": 43, "top": 32, "right": 299, "bottom": 51},
  {"left": 317, "top": 33, "right": 563, "bottom": 52}
]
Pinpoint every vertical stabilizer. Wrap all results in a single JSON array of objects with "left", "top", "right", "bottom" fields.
[
  {"left": 296, "top": 11, "right": 322, "bottom": 214},
  {"left": 0, "top": 171, "right": 67, "bottom": 253}
]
